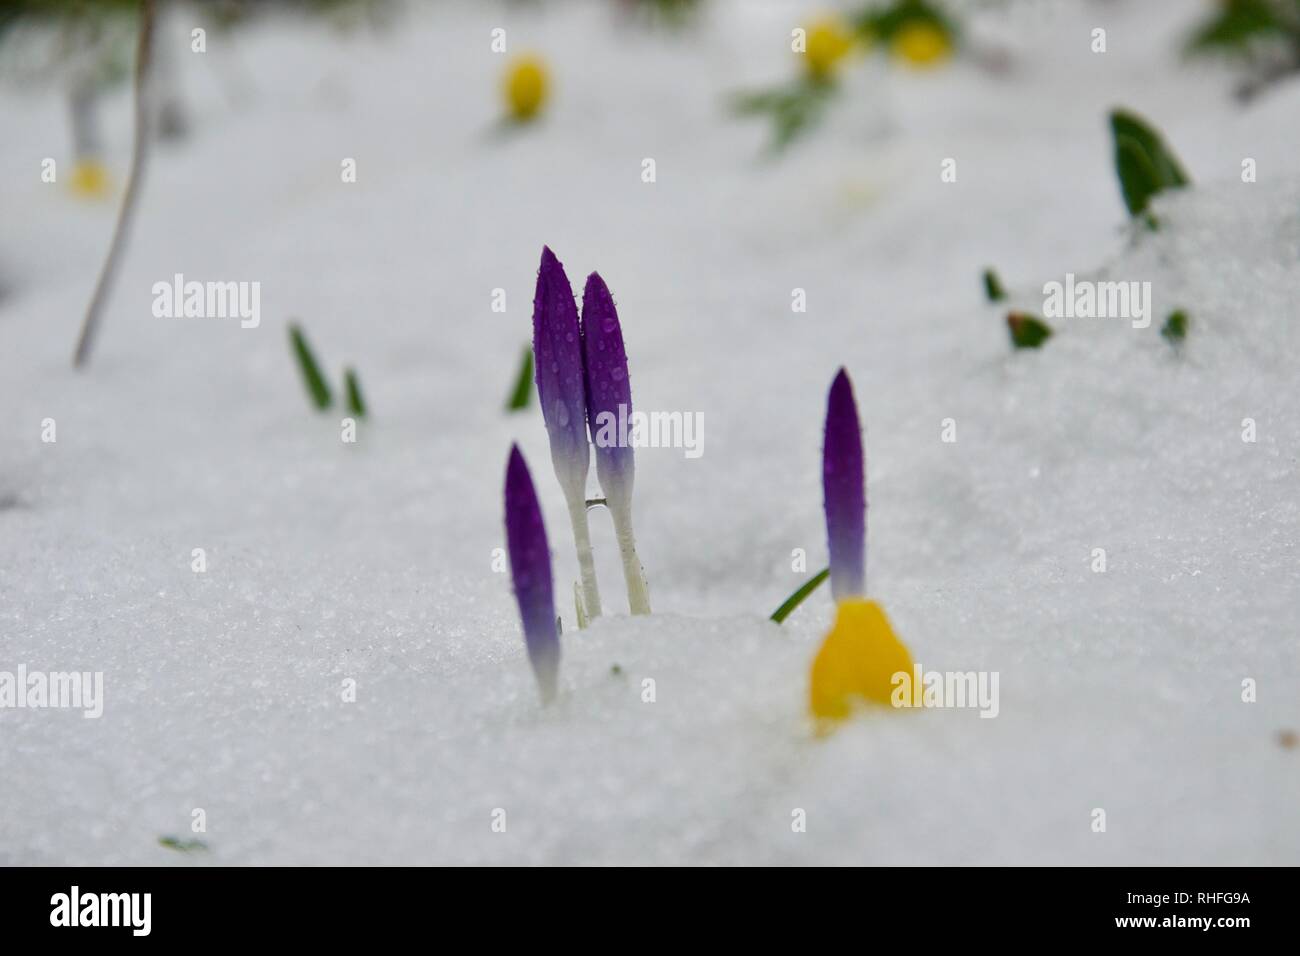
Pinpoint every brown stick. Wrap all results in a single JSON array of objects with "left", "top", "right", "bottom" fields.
[{"left": 72, "top": 0, "right": 156, "bottom": 369}]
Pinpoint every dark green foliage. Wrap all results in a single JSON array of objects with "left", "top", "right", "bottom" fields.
[
  {"left": 732, "top": 79, "right": 836, "bottom": 153},
  {"left": 289, "top": 324, "right": 333, "bottom": 410},
  {"left": 1110, "top": 110, "right": 1190, "bottom": 223},
  {"left": 983, "top": 267, "right": 1006, "bottom": 303},
  {"left": 1007, "top": 311, "right": 1052, "bottom": 349},
  {"left": 1115, "top": 134, "right": 1163, "bottom": 218},
  {"left": 344, "top": 367, "right": 367, "bottom": 418},
  {"left": 1161, "top": 309, "right": 1189, "bottom": 344},
  {"left": 770, "top": 567, "right": 830, "bottom": 623},
  {"left": 506, "top": 345, "right": 533, "bottom": 411},
  {"left": 1187, "top": 0, "right": 1289, "bottom": 54},
  {"left": 158, "top": 835, "right": 208, "bottom": 852},
  {"left": 854, "top": 0, "right": 958, "bottom": 44},
  {"left": 1111, "top": 110, "right": 1189, "bottom": 188}
]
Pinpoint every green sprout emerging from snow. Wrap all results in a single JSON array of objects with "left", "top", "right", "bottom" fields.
[
  {"left": 344, "top": 367, "right": 367, "bottom": 418},
  {"left": 982, "top": 267, "right": 1007, "bottom": 303},
  {"left": 506, "top": 345, "right": 533, "bottom": 412},
  {"left": 1110, "top": 109, "right": 1190, "bottom": 227},
  {"left": 770, "top": 567, "right": 830, "bottom": 623},
  {"left": 1162, "top": 309, "right": 1189, "bottom": 345},
  {"left": 158, "top": 835, "right": 208, "bottom": 853},
  {"left": 1007, "top": 311, "right": 1052, "bottom": 349},
  {"left": 290, "top": 324, "right": 333, "bottom": 410},
  {"left": 289, "top": 323, "right": 369, "bottom": 417}
]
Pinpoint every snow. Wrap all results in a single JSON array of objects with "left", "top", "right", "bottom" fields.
[{"left": 1, "top": 0, "right": 1297, "bottom": 865}]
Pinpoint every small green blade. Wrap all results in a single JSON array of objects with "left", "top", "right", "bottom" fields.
[{"left": 770, "top": 567, "right": 830, "bottom": 624}]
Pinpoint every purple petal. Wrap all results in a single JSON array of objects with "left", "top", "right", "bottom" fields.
[
  {"left": 504, "top": 444, "right": 560, "bottom": 702},
  {"left": 581, "top": 272, "right": 634, "bottom": 495},
  {"left": 532, "top": 247, "right": 590, "bottom": 490},
  {"left": 823, "top": 368, "right": 866, "bottom": 600}
]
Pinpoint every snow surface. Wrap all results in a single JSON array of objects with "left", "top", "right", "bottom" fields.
[{"left": 1, "top": 0, "right": 1297, "bottom": 865}]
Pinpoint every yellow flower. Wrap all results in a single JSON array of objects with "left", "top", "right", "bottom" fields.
[
  {"left": 809, "top": 598, "right": 914, "bottom": 722},
  {"left": 504, "top": 55, "right": 549, "bottom": 122},
  {"left": 69, "top": 159, "right": 111, "bottom": 199},
  {"left": 803, "top": 17, "right": 855, "bottom": 81},
  {"left": 890, "top": 20, "right": 951, "bottom": 68}
]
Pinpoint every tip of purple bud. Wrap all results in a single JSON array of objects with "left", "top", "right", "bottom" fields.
[
  {"left": 823, "top": 367, "right": 866, "bottom": 601},
  {"left": 581, "top": 272, "right": 634, "bottom": 486},
  {"left": 532, "top": 248, "right": 589, "bottom": 489},
  {"left": 504, "top": 443, "right": 560, "bottom": 703}
]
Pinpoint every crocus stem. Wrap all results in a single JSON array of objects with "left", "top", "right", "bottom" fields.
[
  {"left": 609, "top": 500, "right": 650, "bottom": 615},
  {"left": 564, "top": 488, "right": 602, "bottom": 620},
  {"left": 73, "top": 0, "right": 156, "bottom": 369}
]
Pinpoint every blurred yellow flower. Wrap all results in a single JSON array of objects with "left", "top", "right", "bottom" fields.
[
  {"left": 809, "top": 598, "right": 914, "bottom": 722},
  {"left": 504, "top": 55, "right": 549, "bottom": 122},
  {"left": 890, "top": 20, "right": 951, "bottom": 68},
  {"left": 69, "top": 159, "right": 111, "bottom": 199},
  {"left": 803, "top": 17, "right": 855, "bottom": 81}
]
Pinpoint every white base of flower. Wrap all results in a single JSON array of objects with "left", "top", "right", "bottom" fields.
[
  {"left": 610, "top": 500, "right": 650, "bottom": 615},
  {"left": 565, "top": 489, "right": 603, "bottom": 620}
]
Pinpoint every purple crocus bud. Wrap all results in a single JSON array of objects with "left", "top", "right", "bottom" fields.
[
  {"left": 504, "top": 444, "right": 560, "bottom": 703},
  {"left": 582, "top": 272, "right": 634, "bottom": 491},
  {"left": 823, "top": 368, "right": 866, "bottom": 601},
  {"left": 582, "top": 272, "right": 651, "bottom": 615},
  {"left": 532, "top": 247, "right": 590, "bottom": 491},
  {"left": 533, "top": 246, "right": 603, "bottom": 620}
]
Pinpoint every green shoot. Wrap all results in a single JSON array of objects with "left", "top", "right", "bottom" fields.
[
  {"left": 1007, "top": 311, "right": 1052, "bottom": 349},
  {"left": 506, "top": 344, "right": 534, "bottom": 411},
  {"left": 771, "top": 567, "right": 830, "bottom": 623},
  {"left": 983, "top": 267, "right": 1006, "bottom": 303},
  {"left": 1161, "top": 309, "right": 1189, "bottom": 345},
  {"left": 158, "top": 835, "right": 208, "bottom": 853},
  {"left": 289, "top": 324, "right": 332, "bottom": 410},
  {"left": 1110, "top": 109, "right": 1189, "bottom": 225},
  {"left": 344, "top": 367, "right": 367, "bottom": 418}
]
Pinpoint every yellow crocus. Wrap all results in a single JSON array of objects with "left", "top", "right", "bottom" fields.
[
  {"left": 69, "top": 159, "right": 111, "bottom": 199},
  {"left": 890, "top": 20, "right": 952, "bottom": 68},
  {"left": 809, "top": 598, "right": 914, "bottom": 722},
  {"left": 803, "top": 17, "right": 855, "bottom": 81},
  {"left": 504, "top": 55, "right": 549, "bottom": 122}
]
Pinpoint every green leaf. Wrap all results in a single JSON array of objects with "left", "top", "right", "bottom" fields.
[
  {"left": 1161, "top": 309, "right": 1189, "bottom": 344},
  {"left": 1110, "top": 109, "right": 1190, "bottom": 189},
  {"left": 1007, "top": 311, "right": 1052, "bottom": 349},
  {"left": 344, "top": 367, "right": 367, "bottom": 418},
  {"left": 855, "top": 0, "right": 958, "bottom": 44},
  {"left": 158, "top": 835, "right": 208, "bottom": 853},
  {"left": 1115, "top": 133, "right": 1163, "bottom": 218},
  {"left": 506, "top": 345, "right": 534, "bottom": 411},
  {"left": 289, "top": 324, "right": 332, "bottom": 410},
  {"left": 731, "top": 79, "right": 835, "bottom": 153},
  {"left": 1186, "top": 0, "right": 1285, "bottom": 54},
  {"left": 770, "top": 567, "right": 830, "bottom": 623},
  {"left": 982, "top": 267, "right": 1006, "bottom": 303}
]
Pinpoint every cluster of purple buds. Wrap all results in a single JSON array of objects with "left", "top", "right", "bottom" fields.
[{"left": 502, "top": 247, "right": 652, "bottom": 701}]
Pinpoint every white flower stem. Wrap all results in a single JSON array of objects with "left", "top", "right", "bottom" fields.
[
  {"left": 564, "top": 489, "right": 602, "bottom": 621},
  {"left": 609, "top": 501, "right": 650, "bottom": 615}
]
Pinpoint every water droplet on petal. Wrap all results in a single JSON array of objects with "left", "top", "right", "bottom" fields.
[{"left": 611, "top": 367, "right": 626, "bottom": 382}]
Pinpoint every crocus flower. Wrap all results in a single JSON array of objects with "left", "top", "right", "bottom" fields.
[
  {"left": 532, "top": 246, "right": 602, "bottom": 620},
  {"left": 809, "top": 368, "right": 914, "bottom": 723},
  {"left": 582, "top": 272, "right": 650, "bottom": 614},
  {"left": 504, "top": 444, "right": 560, "bottom": 703},
  {"left": 822, "top": 368, "right": 866, "bottom": 601}
]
